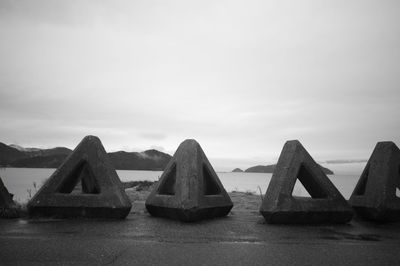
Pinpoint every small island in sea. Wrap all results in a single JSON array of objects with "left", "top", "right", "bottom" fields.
[{"left": 232, "top": 164, "right": 334, "bottom": 175}]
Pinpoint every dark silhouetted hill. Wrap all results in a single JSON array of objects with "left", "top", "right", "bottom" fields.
[
  {"left": 108, "top": 150, "right": 172, "bottom": 171},
  {"left": 0, "top": 143, "right": 26, "bottom": 166},
  {"left": 10, "top": 154, "right": 69, "bottom": 168},
  {"left": 232, "top": 168, "right": 244, "bottom": 172},
  {"left": 0, "top": 142, "right": 172, "bottom": 171}
]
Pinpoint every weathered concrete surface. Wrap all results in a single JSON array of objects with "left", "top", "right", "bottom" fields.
[
  {"left": 0, "top": 178, "right": 19, "bottom": 218},
  {"left": 27, "top": 135, "right": 132, "bottom": 219},
  {"left": 350, "top": 142, "right": 400, "bottom": 222},
  {"left": 0, "top": 178, "right": 14, "bottom": 208},
  {"left": 146, "top": 139, "right": 233, "bottom": 222},
  {"left": 1, "top": 199, "right": 400, "bottom": 265},
  {"left": 260, "top": 140, "right": 353, "bottom": 224}
]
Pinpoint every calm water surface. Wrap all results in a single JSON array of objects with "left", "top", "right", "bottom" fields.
[{"left": 0, "top": 168, "right": 359, "bottom": 203}]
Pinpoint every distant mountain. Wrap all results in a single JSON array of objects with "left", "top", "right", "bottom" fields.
[
  {"left": 0, "top": 143, "right": 25, "bottom": 165},
  {"left": 8, "top": 144, "right": 72, "bottom": 158},
  {"left": 0, "top": 142, "right": 172, "bottom": 171},
  {"left": 27, "top": 147, "right": 72, "bottom": 157},
  {"left": 108, "top": 149, "right": 172, "bottom": 171},
  {"left": 232, "top": 168, "right": 243, "bottom": 172},
  {"left": 10, "top": 154, "right": 70, "bottom": 168},
  {"left": 9, "top": 144, "right": 41, "bottom": 152},
  {"left": 245, "top": 164, "right": 334, "bottom": 175}
]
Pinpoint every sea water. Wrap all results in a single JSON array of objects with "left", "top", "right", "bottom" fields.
[{"left": 0, "top": 167, "right": 360, "bottom": 203}]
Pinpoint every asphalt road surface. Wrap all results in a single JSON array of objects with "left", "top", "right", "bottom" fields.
[{"left": 1, "top": 202, "right": 400, "bottom": 265}]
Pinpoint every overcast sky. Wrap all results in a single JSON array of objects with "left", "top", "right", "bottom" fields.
[{"left": 0, "top": 0, "right": 399, "bottom": 172}]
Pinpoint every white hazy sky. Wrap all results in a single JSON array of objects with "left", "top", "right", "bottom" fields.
[{"left": 0, "top": 0, "right": 399, "bottom": 172}]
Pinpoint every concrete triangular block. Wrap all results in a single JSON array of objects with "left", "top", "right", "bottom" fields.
[
  {"left": 349, "top": 141, "right": 400, "bottom": 221},
  {"left": 145, "top": 139, "right": 233, "bottom": 222},
  {"left": 0, "top": 177, "right": 19, "bottom": 218},
  {"left": 260, "top": 140, "right": 353, "bottom": 224},
  {"left": 0, "top": 178, "right": 14, "bottom": 208},
  {"left": 27, "top": 136, "right": 132, "bottom": 219}
]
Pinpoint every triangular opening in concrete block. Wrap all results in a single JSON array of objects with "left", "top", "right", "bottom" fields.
[
  {"left": 145, "top": 139, "right": 233, "bottom": 222},
  {"left": 293, "top": 164, "right": 328, "bottom": 199},
  {"left": 293, "top": 179, "right": 311, "bottom": 197},
  {"left": 158, "top": 163, "right": 176, "bottom": 195},
  {"left": 203, "top": 164, "right": 221, "bottom": 195},
  {"left": 27, "top": 136, "right": 132, "bottom": 219},
  {"left": 57, "top": 160, "right": 100, "bottom": 194},
  {"left": 349, "top": 142, "right": 400, "bottom": 222},
  {"left": 260, "top": 140, "right": 353, "bottom": 224},
  {"left": 353, "top": 164, "right": 369, "bottom": 196}
]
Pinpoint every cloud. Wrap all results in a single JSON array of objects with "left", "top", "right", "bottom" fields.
[
  {"left": 139, "top": 132, "right": 167, "bottom": 140},
  {"left": 0, "top": 0, "right": 399, "bottom": 171}
]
